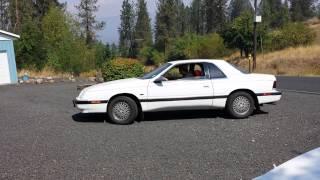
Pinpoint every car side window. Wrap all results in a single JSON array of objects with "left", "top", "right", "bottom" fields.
[
  {"left": 207, "top": 63, "right": 226, "bottom": 79},
  {"left": 163, "top": 63, "right": 206, "bottom": 81}
]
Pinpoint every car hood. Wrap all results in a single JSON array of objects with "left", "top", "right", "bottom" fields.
[{"left": 85, "top": 78, "right": 148, "bottom": 92}]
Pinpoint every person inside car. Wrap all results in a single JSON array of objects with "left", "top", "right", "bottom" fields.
[{"left": 179, "top": 64, "right": 193, "bottom": 78}]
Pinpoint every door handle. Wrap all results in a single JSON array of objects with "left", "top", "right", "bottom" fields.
[{"left": 203, "top": 85, "right": 210, "bottom": 88}]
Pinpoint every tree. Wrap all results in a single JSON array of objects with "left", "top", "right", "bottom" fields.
[
  {"left": 205, "top": 0, "right": 227, "bottom": 33},
  {"left": 76, "top": 0, "right": 105, "bottom": 45},
  {"left": 261, "top": 0, "right": 290, "bottom": 28},
  {"left": 176, "top": 0, "right": 188, "bottom": 36},
  {"left": 15, "top": 16, "right": 46, "bottom": 70},
  {"left": 133, "top": 0, "right": 152, "bottom": 57},
  {"left": 190, "top": 0, "right": 206, "bottom": 34},
  {"left": 290, "top": 0, "right": 315, "bottom": 21},
  {"left": 110, "top": 43, "right": 118, "bottom": 58},
  {"left": 9, "top": 0, "right": 35, "bottom": 33},
  {"left": 184, "top": 5, "right": 192, "bottom": 34},
  {"left": 228, "top": 0, "right": 251, "bottom": 21},
  {"left": 33, "top": 0, "right": 61, "bottom": 18},
  {"left": 168, "top": 33, "right": 227, "bottom": 60},
  {"left": 222, "top": 11, "right": 266, "bottom": 57},
  {"left": 42, "top": 6, "right": 95, "bottom": 74},
  {"left": 0, "top": 0, "right": 9, "bottom": 30},
  {"left": 119, "top": 0, "right": 135, "bottom": 57},
  {"left": 155, "top": 0, "right": 179, "bottom": 52}
]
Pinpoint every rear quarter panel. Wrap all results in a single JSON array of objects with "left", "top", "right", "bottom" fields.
[{"left": 212, "top": 76, "right": 275, "bottom": 108}]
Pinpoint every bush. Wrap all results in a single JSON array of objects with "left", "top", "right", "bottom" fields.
[
  {"left": 264, "top": 23, "right": 316, "bottom": 51},
  {"left": 138, "top": 46, "right": 165, "bottom": 65},
  {"left": 198, "top": 34, "right": 228, "bottom": 59},
  {"left": 168, "top": 33, "right": 228, "bottom": 61},
  {"left": 102, "top": 58, "right": 144, "bottom": 81}
]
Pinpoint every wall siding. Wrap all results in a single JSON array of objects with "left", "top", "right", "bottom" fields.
[{"left": 0, "top": 40, "right": 18, "bottom": 83}]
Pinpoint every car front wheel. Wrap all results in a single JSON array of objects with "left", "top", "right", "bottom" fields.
[
  {"left": 226, "top": 92, "right": 254, "bottom": 119},
  {"left": 107, "top": 96, "right": 138, "bottom": 125}
]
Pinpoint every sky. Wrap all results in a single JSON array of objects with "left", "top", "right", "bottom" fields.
[{"left": 59, "top": 0, "right": 192, "bottom": 44}]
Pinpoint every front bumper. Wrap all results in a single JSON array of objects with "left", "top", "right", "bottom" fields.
[{"left": 73, "top": 99, "right": 109, "bottom": 113}]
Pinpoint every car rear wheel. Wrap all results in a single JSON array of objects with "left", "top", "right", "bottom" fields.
[
  {"left": 107, "top": 96, "right": 138, "bottom": 125},
  {"left": 226, "top": 92, "right": 254, "bottom": 119}
]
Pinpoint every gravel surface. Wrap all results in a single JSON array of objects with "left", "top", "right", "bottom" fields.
[{"left": 0, "top": 82, "right": 319, "bottom": 179}]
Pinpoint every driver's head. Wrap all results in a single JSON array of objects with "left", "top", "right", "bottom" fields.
[{"left": 179, "top": 64, "right": 189, "bottom": 75}]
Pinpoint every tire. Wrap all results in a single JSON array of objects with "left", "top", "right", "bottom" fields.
[
  {"left": 226, "top": 91, "right": 255, "bottom": 119},
  {"left": 107, "top": 96, "right": 138, "bottom": 125}
]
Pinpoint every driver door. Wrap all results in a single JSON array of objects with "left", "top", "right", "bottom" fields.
[{"left": 146, "top": 63, "right": 214, "bottom": 111}]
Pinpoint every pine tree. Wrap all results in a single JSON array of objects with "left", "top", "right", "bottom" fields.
[
  {"left": 119, "top": 0, "right": 135, "bottom": 57},
  {"left": 33, "top": 0, "right": 61, "bottom": 18},
  {"left": 290, "top": 0, "right": 315, "bottom": 21},
  {"left": 133, "top": 0, "right": 152, "bottom": 56},
  {"left": 9, "top": 0, "right": 35, "bottom": 33},
  {"left": 76, "top": 0, "right": 105, "bottom": 45},
  {"left": 155, "top": 0, "right": 179, "bottom": 52},
  {"left": 228, "top": 0, "right": 251, "bottom": 21},
  {"left": 205, "top": 0, "right": 227, "bottom": 33},
  {"left": 190, "top": 0, "right": 201, "bottom": 34},
  {"left": 110, "top": 43, "right": 118, "bottom": 58},
  {"left": 0, "top": 0, "right": 9, "bottom": 30},
  {"left": 176, "top": 0, "right": 187, "bottom": 36},
  {"left": 184, "top": 5, "right": 192, "bottom": 34},
  {"left": 262, "top": 0, "right": 289, "bottom": 28}
]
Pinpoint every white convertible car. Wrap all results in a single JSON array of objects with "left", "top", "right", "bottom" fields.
[{"left": 74, "top": 59, "right": 281, "bottom": 124}]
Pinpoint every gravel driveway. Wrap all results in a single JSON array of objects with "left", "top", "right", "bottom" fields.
[{"left": 0, "top": 82, "right": 319, "bottom": 179}]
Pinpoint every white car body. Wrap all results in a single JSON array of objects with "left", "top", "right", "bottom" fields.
[{"left": 74, "top": 59, "right": 281, "bottom": 114}]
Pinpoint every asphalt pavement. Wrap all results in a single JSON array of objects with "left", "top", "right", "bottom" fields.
[
  {"left": 277, "top": 76, "right": 320, "bottom": 93},
  {"left": 0, "top": 79, "right": 319, "bottom": 179}
]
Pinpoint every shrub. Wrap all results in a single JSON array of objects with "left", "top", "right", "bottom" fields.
[
  {"left": 168, "top": 33, "right": 228, "bottom": 61},
  {"left": 264, "top": 22, "right": 316, "bottom": 51},
  {"left": 198, "top": 34, "right": 228, "bottom": 59},
  {"left": 138, "top": 46, "right": 165, "bottom": 65},
  {"left": 102, "top": 58, "right": 144, "bottom": 81}
]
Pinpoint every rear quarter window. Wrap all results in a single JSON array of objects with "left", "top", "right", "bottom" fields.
[{"left": 207, "top": 63, "right": 227, "bottom": 79}]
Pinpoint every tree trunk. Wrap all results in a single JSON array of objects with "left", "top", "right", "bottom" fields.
[{"left": 14, "top": 0, "right": 19, "bottom": 33}]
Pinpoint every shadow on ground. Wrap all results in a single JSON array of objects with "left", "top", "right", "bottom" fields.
[
  {"left": 72, "top": 109, "right": 268, "bottom": 123},
  {"left": 72, "top": 113, "right": 107, "bottom": 123}
]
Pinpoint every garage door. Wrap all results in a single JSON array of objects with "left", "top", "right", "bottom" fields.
[{"left": 0, "top": 51, "right": 11, "bottom": 85}]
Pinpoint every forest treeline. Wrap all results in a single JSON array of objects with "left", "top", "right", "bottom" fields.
[{"left": 0, "top": 0, "right": 319, "bottom": 75}]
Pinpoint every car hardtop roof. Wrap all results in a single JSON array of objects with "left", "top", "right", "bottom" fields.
[{"left": 168, "top": 59, "right": 226, "bottom": 65}]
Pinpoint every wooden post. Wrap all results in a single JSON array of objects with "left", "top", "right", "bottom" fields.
[{"left": 253, "top": 0, "right": 258, "bottom": 71}]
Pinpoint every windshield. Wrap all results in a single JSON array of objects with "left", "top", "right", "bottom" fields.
[{"left": 140, "top": 63, "right": 172, "bottom": 79}]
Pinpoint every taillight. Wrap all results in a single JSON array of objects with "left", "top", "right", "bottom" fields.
[{"left": 273, "top": 81, "right": 277, "bottom": 89}]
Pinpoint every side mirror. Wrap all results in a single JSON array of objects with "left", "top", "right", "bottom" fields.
[{"left": 154, "top": 76, "right": 167, "bottom": 84}]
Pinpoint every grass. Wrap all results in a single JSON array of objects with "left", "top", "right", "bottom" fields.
[
  {"left": 227, "top": 45, "right": 320, "bottom": 76},
  {"left": 18, "top": 67, "right": 98, "bottom": 79},
  {"left": 305, "top": 18, "right": 320, "bottom": 45}
]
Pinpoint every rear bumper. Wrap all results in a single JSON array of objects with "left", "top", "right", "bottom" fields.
[
  {"left": 73, "top": 99, "right": 108, "bottom": 113},
  {"left": 257, "top": 91, "right": 282, "bottom": 104}
]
